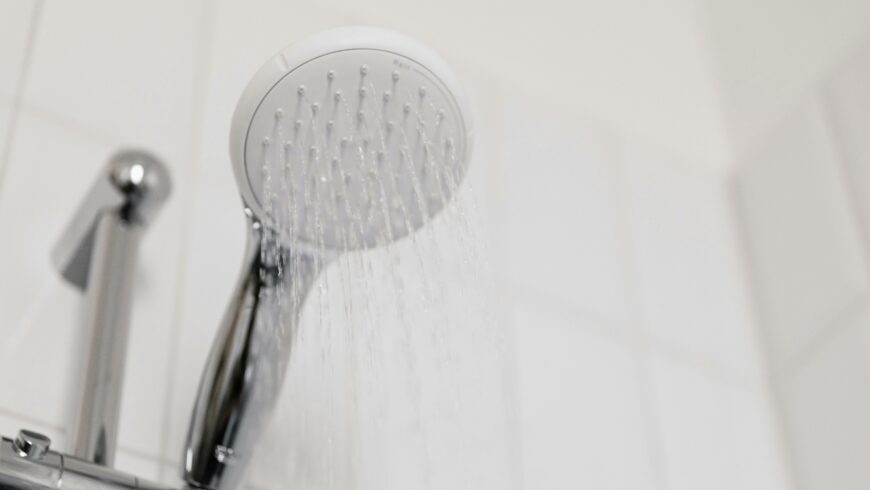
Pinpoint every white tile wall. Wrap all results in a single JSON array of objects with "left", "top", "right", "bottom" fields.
[
  {"left": 732, "top": 99, "right": 870, "bottom": 372},
  {"left": 22, "top": 0, "right": 206, "bottom": 165},
  {"left": 0, "top": 0, "right": 36, "bottom": 97},
  {"left": 779, "top": 305, "right": 870, "bottom": 490},
  {"left": 0, "top": 112, "right": 110, "bottom": 431},
  {"left": 513, "top": 301, "right": 657, "bottom": 490},
  {"left": 503, "top": 101, "right": 630, "bottom": 327},
  {"left": 623, "top": 147, "right": 762, "bottom": 379},
  {"left": 704, "top": 0, "right": 870, "bottom": 153},
  {"left": 0, "top": 96, "right": 13, "bottom": 160},
  {"left": 650, "top": 353, "right": 790, "bottom": 490},
  {"left": 0, "top": 2, "right": 869, "bottom": 490},
  {"left": 825, "top": 40, "right": 870, "bottom": 242}
]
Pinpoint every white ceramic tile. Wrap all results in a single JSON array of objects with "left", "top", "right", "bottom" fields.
[
  {"left": 451, "top": 65, "right": 507, "bottom": 272},
  {"left": 624, "top": 150, "right": 762, "bottom": 378},
  {"left": 706, "top": 0, "right": 870, "bottom": 153},
  {"left": 196, "top": 0, "right": 338, "bottom": 174},
  {"left": 825, "top": 39, "right": 870, "bottom": 241},
  {"left": 651, "top": 354, "right": 790, "bottom": 490},
  {"left": 22, "top": 0, "right": 204, "bottom": 164},
  {"left": 0, "top": 276, "right": 78, "bottom": 439},
  {"left": 733, "top": 100, "right": 870, "bottom": 371},
  {"left": 513, "top": 300, "right": 656, "bottom": 490},
  {"left": 0, "top": 96, "right": 13, "bottom": 160},
  {"left": 0, "top": 112, "right": 112, "bottom": 429},
  {"left": 780, "top": 304, "right": 870, "bottom": 490},
  {"left": 315, "top": 0, "right": 731, "bottom": 164},
  {"left": 0, "top": 0, "right": 36, "bottom": 96},
  {"left": 503, "top": 100, "right": 629, "bottom": 325}
]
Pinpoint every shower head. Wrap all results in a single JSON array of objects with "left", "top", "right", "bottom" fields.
[
  {"left": 184, "top": 27, "right": 473, "bottom": 490},
  {"left": 230, "top": 26, "right": 473, "bottom": 253}
]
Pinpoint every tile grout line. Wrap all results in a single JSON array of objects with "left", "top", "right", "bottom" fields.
[
  {"left": 725, "top": 172, "right": 802, "bottom": 490},
  {"left": 484, "top": 81, "right": 526, "bottom": 490},
  {"left": 16, "top": 100, "right": 122, "bottom": 148},
  {"left": 820, "top": 79, "right": 870, "bottom": 278},
  {"left": 610, "top": 153, "right": 671, "bottom": 490},
  {"left": 156, "top": 0, "right": 219, "bottom": 482},
  {"left": 0, "top": 405, "right": 63, "bottom": 434},
  {"left": 510, "top": 277, "right": 757, "bottom": 390},
  {"left": 0, "top": 0, "right": 44, "bottom": 197},
  {"left": 776, "top": 293, "right": 870, "bottom": 381}
]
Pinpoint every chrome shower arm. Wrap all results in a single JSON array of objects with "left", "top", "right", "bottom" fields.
[{"left": 183, "top": 212, "right": 324, "bottom": 490}]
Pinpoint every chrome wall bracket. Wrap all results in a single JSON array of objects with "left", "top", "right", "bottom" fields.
[{"left": 0, "top": 150, "right": 174, "bottom": 489}]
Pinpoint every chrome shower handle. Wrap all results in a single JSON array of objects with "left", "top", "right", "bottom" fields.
[{"left": 183, "top": 213, "right": 324, "bottom": 490}]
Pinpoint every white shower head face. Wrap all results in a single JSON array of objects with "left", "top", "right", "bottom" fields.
[{"left": 232, "top": 28, "right": 472, "bottom": 253}]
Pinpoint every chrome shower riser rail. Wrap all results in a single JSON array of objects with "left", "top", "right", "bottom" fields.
[{"left": 0, "top": 431, "right": 170, "bottom": 490}]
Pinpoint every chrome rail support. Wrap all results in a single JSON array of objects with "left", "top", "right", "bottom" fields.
[{"left": 51, "top": 150, "right": 171, "bottom": 467}]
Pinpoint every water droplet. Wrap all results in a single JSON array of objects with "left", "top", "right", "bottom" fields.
[
  {"left": 392, "top": 71, "right": 400, "bottom": 81},
  {"left": 418, "top": 86, "right": 427, "bottom": 97},
  {"left": 326, "top": 70, "right": 336, "bottom": 80},
  {"left": 275, "top": 108, "right": 284, "bottom": 119},
  {"left": 383, "top": 90, "right": 392, "bottom": 102},
  {"left": 360, "top": 64, "right": 368, "bottom": 76},
  {"left": 297, "top": 85, "right": 306, "bottom": 96}
]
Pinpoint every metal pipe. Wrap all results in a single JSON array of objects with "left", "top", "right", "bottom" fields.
[
  {"left": 52, "top": 150, "right": 171, "bottom": 466},
  {"left": 0, "top": 430, "right": 172, "bottom": 490},
  {"left": 68, "top": 212, "right": 140, "bottom": 466}
]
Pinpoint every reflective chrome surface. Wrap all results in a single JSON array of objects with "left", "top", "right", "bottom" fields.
[
  {"left": 183, "top": 213, "right": 324, "bottom": 490},
  {"left": 0, "top": 430, "right": 172, "bottom": 490},
  {"left": 52, "top": 150, "right": 171, "bottom": 467}
]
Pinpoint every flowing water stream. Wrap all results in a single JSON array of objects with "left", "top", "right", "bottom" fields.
[{"left": 247, "top": 83, "right": 517, "bottom": 488}]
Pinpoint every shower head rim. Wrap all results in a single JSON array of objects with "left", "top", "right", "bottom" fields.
[{"left": 229, "top": 26, "right": 475, "bottom": 251}]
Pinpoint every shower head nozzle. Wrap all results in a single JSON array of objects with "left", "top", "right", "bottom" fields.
[{"left": 230, "top": 26, "right": 473, "bottom": 253}]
